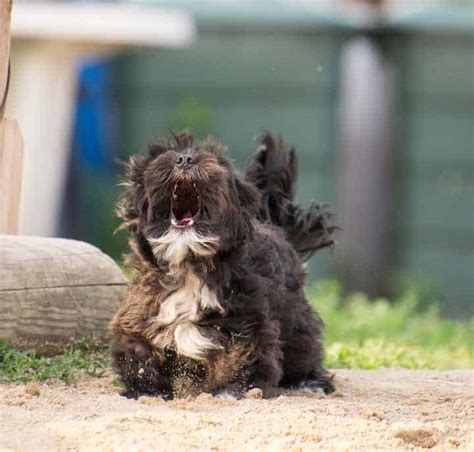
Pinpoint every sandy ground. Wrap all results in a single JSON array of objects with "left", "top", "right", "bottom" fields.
[{"left": 0, "top": 369, "right": 473, "bottom": 451}]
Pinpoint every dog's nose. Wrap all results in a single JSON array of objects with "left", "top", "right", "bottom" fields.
[{"left": 176, "top": 155, "right": 194, "bottom": 167}]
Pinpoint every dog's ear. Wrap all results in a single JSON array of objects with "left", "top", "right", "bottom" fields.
[
  {"left": 235, "top": 174, "right": 260, "bottom": 214},
  {"left": 225, "top": 174, "right": 260, "bottom": 244},
  {"left": 116, "top": 153, "right": 160, "bottom": 269},
  {"left": 116, "top": 154, "right": 150, "bottom": 232}
]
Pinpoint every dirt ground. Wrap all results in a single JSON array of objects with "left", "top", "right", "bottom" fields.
[{"left": 0, "top": 369, "right": 473, "bottom": 451}]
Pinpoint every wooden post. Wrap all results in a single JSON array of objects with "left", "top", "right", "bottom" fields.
[
  {"left": 0, "top": 0, "right": 23, "bottom": 234},
  {"left": 0, "top": 0, "right": 11, "bottom": 102},
  {"left": 335, "top": 0, "right": 396, "bottom": 297}
]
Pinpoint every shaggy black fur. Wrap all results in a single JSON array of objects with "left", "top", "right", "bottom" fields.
[{"left": 110, "top": 131, "right": 336, "bottom": 399}]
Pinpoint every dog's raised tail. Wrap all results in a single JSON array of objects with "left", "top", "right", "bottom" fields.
[{"left": 245, "top": 131, "right": 338, "bottom": 262}]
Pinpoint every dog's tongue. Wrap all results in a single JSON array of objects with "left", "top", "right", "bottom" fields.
[{"left": 178, "top": 211, "right": 193, "bottom": 226}]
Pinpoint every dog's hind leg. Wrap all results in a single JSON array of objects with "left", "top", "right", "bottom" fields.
[
  {"left": 280, "top": 307, "right": 335, "bottom": 395},
  {"left": 295, "top": 372, "right": 335, "bottom": 394},
  {"left": 281, "top": 343, "right": 335, "bottom": 395}
]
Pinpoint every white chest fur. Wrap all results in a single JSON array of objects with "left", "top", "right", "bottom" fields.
[
  {"left": 148, "top": 229, "right": 223, "bottom": 360},
  {"left": 155, "top": 270, "right": 221, "bottom": 327},
  {"left": 148, "top": 228, "right": 220, "bottom": 267},
  {"left": 152, "top": 269, "right": 223, "bottom": 360}
]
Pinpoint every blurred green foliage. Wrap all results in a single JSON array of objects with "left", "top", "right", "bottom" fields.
[
  {"left": 168, "top": 97, "right": 214, "bottom": 139},
  {"left": 311, "top": 281, "right": 474, "bottom": 370}
]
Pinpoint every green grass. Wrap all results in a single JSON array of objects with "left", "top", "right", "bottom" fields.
[
  {"left": 0, "top": 338, "right": 109, "bottom": 384},
  {"left": 311, "top": 281, "right": 474, "bottom": 370},
  {"left": 0, "top": 282, "right": 472, "bottom": 384}
]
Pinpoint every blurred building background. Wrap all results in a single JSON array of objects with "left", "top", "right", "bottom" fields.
[{"left": 10, "top": 0, "right": 474, "bottom": 317}]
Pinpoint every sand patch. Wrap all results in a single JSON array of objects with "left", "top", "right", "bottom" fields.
[{"left": 0, "top": 369, "right": 472, "bottom": 451}]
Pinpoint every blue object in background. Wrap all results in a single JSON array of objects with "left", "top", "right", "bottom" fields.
[
  {"left": 62, "top": 57, "right": 122, "bottom": 250},
  {"left": 73, "top": 58, "right": 116, "bottom": 172}
]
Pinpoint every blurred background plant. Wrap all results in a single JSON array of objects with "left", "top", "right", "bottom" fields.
[{"left": 312, "top": 281, "right": 474, "bottom": 370}]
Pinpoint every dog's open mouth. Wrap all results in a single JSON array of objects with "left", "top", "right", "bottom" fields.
[{"left": 171, "top": 179, "right": 200, "bottom": 228}]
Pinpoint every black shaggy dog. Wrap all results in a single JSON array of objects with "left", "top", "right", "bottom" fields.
[{"left": 110, "top": 131, "right": 337, "bottom": 399}]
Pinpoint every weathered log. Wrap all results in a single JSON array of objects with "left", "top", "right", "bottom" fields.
[{"left": 0, "top": 235, "right": 127, "bottom": 353}]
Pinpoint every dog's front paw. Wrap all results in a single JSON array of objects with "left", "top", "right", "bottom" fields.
[
  {"left": 120, "top": 389, "right": 141, "bottom": 399},
  {"left": 211, "top": 388, "right": 243, "bottom": 400}
]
